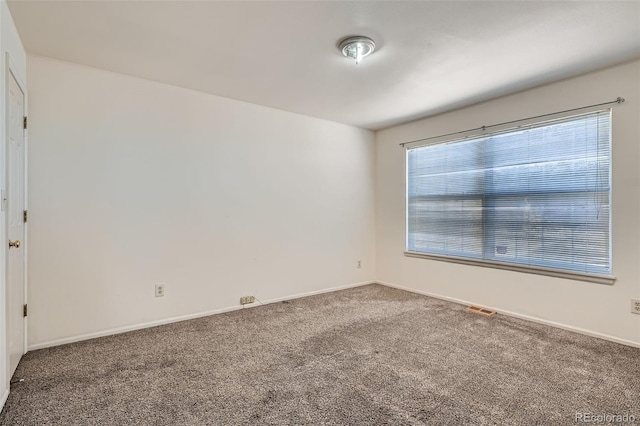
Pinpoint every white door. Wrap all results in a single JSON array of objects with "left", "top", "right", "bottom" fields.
[{"left": 7, "top": 70, "right": 25, "bottom": 377}]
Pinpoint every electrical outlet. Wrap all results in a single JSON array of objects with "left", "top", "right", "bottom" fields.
[
  {"left": 631, "top": 298, "right": 640, "bottom": 315},
  {"left": 155, "top": 284, "right": 165, "bottom": 298},
  {"left": 357, "top": 260, "right": 362, "bottom": 269},
  {"left": 240, "top": 296, "right": 255, "bottom": 305}
]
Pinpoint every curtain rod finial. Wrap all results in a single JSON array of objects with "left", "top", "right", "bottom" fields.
[{"left": 616, "top": 97, "right": 625, "bottom": 103}]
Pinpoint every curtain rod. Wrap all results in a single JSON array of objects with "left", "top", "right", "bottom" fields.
[{"left": 399, "top": 97, "right": 625, "bottom": 147}]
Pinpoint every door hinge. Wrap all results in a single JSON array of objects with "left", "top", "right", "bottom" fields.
[
  {"left": 23, "top": 116, "right": 27, "bottom": 130},
  {"left": 23, "top": 304, "right": 27, "bottom": 317},
  {"left": 23, "top": 210, "right": 27, "bottom": 223}
]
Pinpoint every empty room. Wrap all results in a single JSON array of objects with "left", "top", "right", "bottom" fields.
[{"left": 0, "top": 1, "right": 639, "bottom": 424}]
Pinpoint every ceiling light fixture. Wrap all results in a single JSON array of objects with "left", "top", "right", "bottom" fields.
[{"left": 339, "top": 36, "right": 376, "bottom": 65}]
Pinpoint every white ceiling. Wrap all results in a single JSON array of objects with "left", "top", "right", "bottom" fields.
[{"left": 7, "top": 1, "right": 640, "bottom": 130}]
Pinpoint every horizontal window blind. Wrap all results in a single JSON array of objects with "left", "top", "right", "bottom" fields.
[{"left": 407, "top": 111, "right": 611, "bottom": 275}]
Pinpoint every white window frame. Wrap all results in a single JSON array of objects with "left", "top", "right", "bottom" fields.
[{"left": 404, "top": 109, "right": 615, "bottom": 285}]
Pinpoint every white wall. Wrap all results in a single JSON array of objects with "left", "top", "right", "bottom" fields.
[
  {"left": 26, "top": 55, "right": 376, "bottom": 348},
  {"left": 0, "top": 0, "right": 27, "bottom": 410},
  {"left": 376, "top": 60, "right": 640, "bottom": 346}
]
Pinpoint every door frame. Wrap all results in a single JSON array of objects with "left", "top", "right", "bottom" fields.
[{"left": 3, "top": 51, "right": 28, "bottom": 378}]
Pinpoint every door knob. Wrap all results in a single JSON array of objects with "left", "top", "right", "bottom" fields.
[{"left": 8, "top": 240, "right": 20, "bottom": 249}]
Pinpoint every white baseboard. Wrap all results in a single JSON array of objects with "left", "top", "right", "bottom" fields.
[
  {"left": 28, "top": 280, "right": 375, "bottom": 352},
  {"left": 28, "top": 305, "right": 244, "bottom": 351},
  {"left": 253, "top": 280, "right": 375, "bottom": 306},
  {"left": 377, "top": 281, "right": 640, "bottom": 349},
  {"left": 0, "top": 388, "right": 8, "bottom": 413}
]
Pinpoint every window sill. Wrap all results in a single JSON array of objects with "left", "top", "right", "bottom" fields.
[{"left": 404, "top": 251, "right": 616, "bottom": 285}]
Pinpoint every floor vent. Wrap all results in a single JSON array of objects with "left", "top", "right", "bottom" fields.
[{"left": 466, "top": 306, "right": 497, "bottom": 317}]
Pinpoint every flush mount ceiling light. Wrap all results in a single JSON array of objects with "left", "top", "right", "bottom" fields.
[{"left": 339, "top": 36, "right": 376, "bottom": 65}]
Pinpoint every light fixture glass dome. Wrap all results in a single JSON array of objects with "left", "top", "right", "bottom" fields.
[{"left": 339, "top": 36, "right": 376, "bottom": 65}]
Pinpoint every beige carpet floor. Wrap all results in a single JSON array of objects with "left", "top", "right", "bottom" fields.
[{"left": 1, "top": 284, "right": 638, "bottom": 425}]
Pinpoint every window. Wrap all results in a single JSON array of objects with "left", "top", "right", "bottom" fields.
[{"left": 406, "top": 111, "right": 611, "bottom": 280}]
